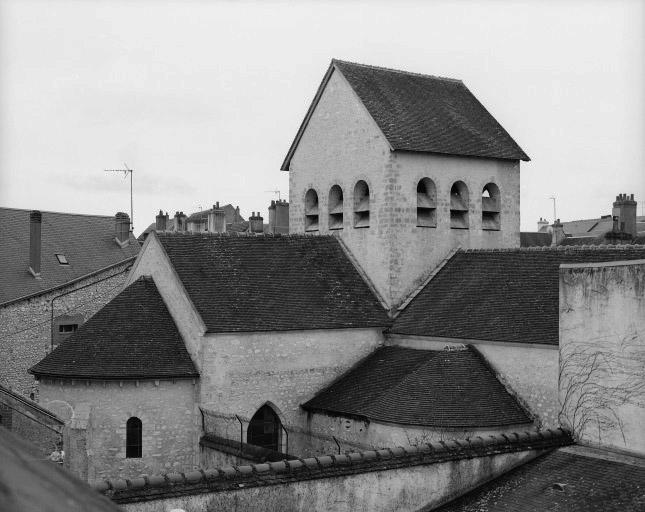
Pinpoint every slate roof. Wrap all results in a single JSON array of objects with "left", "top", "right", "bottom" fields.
[
  {"left": 0, "top": 208, "right": 140, "bottom": 306},
  {"left": 392, "top": 246, "right": 645, "bottom": 345},
  {"left": 155, "top": 233, "right": 390, "bottom": 332},
  {"left": 302, "top": 346, "right": 531, "bottom": 428},
  {"left": 436, "top": 447, "right": 645, "bottom": 512},
  {"left": 281, "top": 60, "right": 529, "bottom": 170},
  {"left": 30, "top": 276, "right": 198, "bottom": 379},
  {"left": 520, "top": 232, "right": 552, "bottom": 247}
]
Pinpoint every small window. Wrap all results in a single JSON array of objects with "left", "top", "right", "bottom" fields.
[
  {"left": 328, "top": 185, "right": 344, "bottom": 230},
  {"left": 126, "top": 417, "right": 142, "bottom": 458},
  {"left": 450, "top": 181, "right": 469, "bottom": 229},
  {"left": 55, "top": 254, "right": 69, "bottom": 265},
  {"left": 417, "top": 178, "right": 437, "bottom": 227},
  {"left": 304, "top": 189, "right": 319, "bottom": 232},
  {"left": 353, "top": 180, "right": 370, "bottom": 228},
  {"left": 58, "top": 324, "right": 78, "bottom": 334},
  {"left": 481, "top": 183, "right": 501, "bottom": 230}
]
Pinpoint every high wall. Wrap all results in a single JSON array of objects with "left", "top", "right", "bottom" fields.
[
  {"left": 0, "top": 261, "right": 133, "bottom": 397},
  {"left": 38, "top": 378, "right": 200, "bottom": 483},
  {"left": 559, "top": 259, "right": 645, "bottom": 455},
  {"left": 288, "top": 68, "right": 520, "bottom": 306}
]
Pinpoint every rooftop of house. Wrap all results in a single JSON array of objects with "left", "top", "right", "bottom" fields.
[
  {"left": 520, "top": 232, "right": 552, "bottom": 248},
  {"left": 30, "top": 276, "right": 198, "bottom": 380},
  {"left": 282, "top": 59, "right": 529, "bottom": 170},
  {"left": 155, "top": 232, "right": 391, "bottom": 332},
  {"left": 0, "top": 207, "right": 140, "bottom": 306},
  {"left": 435, "top": 445, "right": 645, "bottom": 512},
  {"left": 538, "top": 214, "right": 645, "bottom": 237},
  {"left": 303, "top": 345, "right": 531, "bottom": 428},
  {"left": 392, "top": 245, "right": 645, "bottom": 345}
]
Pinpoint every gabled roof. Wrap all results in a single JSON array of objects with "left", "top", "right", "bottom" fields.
[
  {"left": 0, "top": 208, "right": 140, "bottom": 306},
  {"left": 30, "top": 277, "right": 198, "bottom": 379},
  {"left": 392, "top": 246, "right": 645, "bottom": 345},
  {"left": 303, "top": 345, "right": 530, "bottom": 428},
  {"left": 436, "top": 447, "right": 645, "bottom": 512},
  {"left": 155, "top": 233, "right": 390, "bottom": 332},
  {"left": 281, "top": 59, "right": 529, "bottom": 171}
]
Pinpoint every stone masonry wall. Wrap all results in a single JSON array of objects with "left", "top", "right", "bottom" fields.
[
  {"left": 0, "top": 261, "right": 133, "bottom": 397},
  {"left": 38, "top": 378, "right": 200, "bottom": 483},
  {"left": 288, "top": 66, "right": 521, "bottom": 307}
]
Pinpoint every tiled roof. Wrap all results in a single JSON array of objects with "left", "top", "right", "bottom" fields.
[
  {"left": 392, "top": 246, "right": 645, "bottom": 345},
  {"left": 281, "top": 60, "right": 528, "bottom": 170},
  {"left": 520, "top": 232, "right": 552, "bottom": 247},
  {"left": 30, "top": 277, "right": 198, "bottom": 379},
  {"left": 156, "top": 233, "right": 390, "bottom": 332},
  {"left": 302, "top": 346, "right": 531, "bottom": 428},
  {"left": 0, "top": 208, "right": 140, "bottom": 306},
  {"left": 436, "top": 447, "right": 645, "bottom": 512}
]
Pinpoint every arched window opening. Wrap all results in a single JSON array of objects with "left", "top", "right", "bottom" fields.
[
  {"left": 417, "top": 178, "right": 437, "bottom": 227},
  {"left": 353, "top": 181, "right": 370, "bottom": 228},
  {"left": 126, "top": 417, "right": 142, "bottom": 458},
  {"left": 482, "top": 183, "right": 501, "bottom": 230},
  {"left": 304, "top": 189, "right": 319, "bottom": 232},
  {"left": 450, "top": 181, "right": 469, "bottom": 229},
  {"left": 247, "top": 404, "right": 281, "bottom": 452},
  {"left": 328, "top": 185, "right": 344, "bottom": 230}
]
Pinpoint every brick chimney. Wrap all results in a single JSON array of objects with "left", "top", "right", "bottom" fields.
[
  {"left": 173, "top": 211, "right": 187, "bottom": 232},
  {"left": 155, "top": 210, "right": 168, "bottom": 231},
  {"left": 612, "top": 193, "right": 637, "bottom": 238},
  {"left": 551, "top": 219, "right": 565, "bottom": 246},
  {"left": 29, "top": 210, "right": 42, "bottom": 278},
  {"left": 115, "top": 212, "right": 130, "bottom": 245},
  {"left": 268, "top": 199, "right": 289, "bottom": 234},
  {"left": 537, "top": 217, "right": 549, "bottom": 232},
  {"left": 249, "top": 212, "right": 264, "bottom": 233},
  {"left": 208, "top": 202, "right": 226, "bottom": 233}
]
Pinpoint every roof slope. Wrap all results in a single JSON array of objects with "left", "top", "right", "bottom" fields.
[
  {"left": 436, "top": 447, "right": 645, "bottom": 512},
  {"left": 282, "top": 60, "right": 528, "bottom": 170},
  {"left": 303, "top": 346, "right": 530, "bottom": 428},
  {"left": 520, "top": 232, "right": 552, "bottom": 247},
  {"left": 0, "top": 208, "right": 140, "bottom": 306},
  {"left": 30, "top": 277, "right": 198, "bottom": 379},
  {"left": 392, "top": 246, "right": 645, "bottom": 345},
  {"left": 156, "top": 233, "right": 390, "bottom": 332}
]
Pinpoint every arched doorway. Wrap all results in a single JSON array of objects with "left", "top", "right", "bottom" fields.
[{"left": 247, "top": 404, "right": 281, "bottom": 452}]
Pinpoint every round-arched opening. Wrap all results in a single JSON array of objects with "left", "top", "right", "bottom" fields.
[
  {"left": 304, "top": 188, "right": 319, "bottom": 231},
  {"left": 417, "top": 178, "right": 437, "bottom": 227},
  {"left": 353, "top": 180, "right": 370, "bottom": 228},
  {"left": 126, "top": 417, "right": 142, "bottom": 458},
  {"left": 450, "top": 181, "right": 469, "bottom": 229},
  {"left": 482, "top": 182, "right": 501, "bottom": 230},
  {"left": 328, "top": 185, "right": 344, "bottom": 230},
  {"left": 247, "top": 404, "right": 281, "bottom": 452}
]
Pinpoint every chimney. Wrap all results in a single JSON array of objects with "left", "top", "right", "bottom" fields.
[
  {"left": 29, "top": 210, "right": 42, "bottom": 278},
  {"left": 269, "top": 199, "right": 289, "bottom": 234},
  {"left": 612, "top": 193, "right": 637, "bottom": 238},
  {"left": 249, "top": 212, "right": 264, "bottom": 233},
  {"left": 208, "top": 202, "right": 226, "bottom": 233},
  {"left": 537, "top": 217, "right": 549, "bottom": 232},
  {"left": 173, "top": 211, "right": 187, "bottom": 232},
  {"left": 551, "top": 219, "right": 565, "bottom": 246},
  {"left": 155, "top": 210, "right": 167, "bottom": 231},
  {"left": 115, "top": 212, "right": 130, "bottom": 245}
]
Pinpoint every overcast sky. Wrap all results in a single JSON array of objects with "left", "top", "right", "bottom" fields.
[{"left": 0, "top": 0, "right": 643, "bottom": 234}]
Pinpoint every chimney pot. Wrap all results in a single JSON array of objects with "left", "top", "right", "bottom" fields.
[
  {"left": 115, "top": 212, "right": 130, "bottom": 244},
  {"left": 29, "top": 211, "right": 42, "bottom": 277}
]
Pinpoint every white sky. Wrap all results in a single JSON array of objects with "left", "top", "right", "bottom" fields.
[{"left": 0, "top": 0, "right": 643, "bottom": 234}]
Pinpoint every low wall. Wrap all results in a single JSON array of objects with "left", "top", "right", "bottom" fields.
[{"left": 96, "top": 429, "right": 571, "bottom": 512}]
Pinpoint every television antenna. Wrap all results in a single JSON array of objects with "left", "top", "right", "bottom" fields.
[
  {"left": 104, "top": 163, "right": 134, "bottom": 232},
  {"left": 549, "top": 196, "right": 557, "bottom": 223},
  {"left": 265, "top": 190, "right": 282, "bottom": 201}
]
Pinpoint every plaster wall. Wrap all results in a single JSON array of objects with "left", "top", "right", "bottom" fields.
[
  {"left": 288, "top": 67, "right": 520, "bottom": 306},
  {"left": 390, "top": 336, "right": 559, "bottom": 428},
  {"left": 39, "top": 378, "right": 200, "bottom": 483},
  {"left": 559, "top": 260, "right": 645, "bottom": 455}
]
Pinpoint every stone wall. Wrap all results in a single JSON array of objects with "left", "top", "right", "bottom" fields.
[
  {"left": 0, "top": 261, "right": 133, "bottom": 397},
  {"left": 288, "top": 67, "right": 521, "bottom": 307},
  {"left": 38, "top": 378, "right": 200, "bottom": 483},
  {"left": 559, "top": 259, "right": 645, "bottom": 455}
]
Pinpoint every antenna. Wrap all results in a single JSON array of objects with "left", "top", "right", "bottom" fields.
[
  {"left": 549, "top": 196, "right": 557, "bottom": 223},
  {"left": 265, "top": 190, "right": 281, "bottom": 201},
  {"left": 104, "top": 163, "right": 134, "bottom": 232}
]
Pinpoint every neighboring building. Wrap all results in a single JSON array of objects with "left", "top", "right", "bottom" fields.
[
  {"left": 0, "top": 208, "right": 140, "bottom": 397},
  {"left": 282, "top": 59, "right": 529, "bottom": 307}
]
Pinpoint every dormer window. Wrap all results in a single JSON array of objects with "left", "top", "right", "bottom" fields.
[
  {"left": 55, "top": 254, "right": 69, "bottom": 265},
  {"left": 450, "top": 181, "right": 469, "bottom": 229},
  {"left": 353, "top": 181, "right": 370, "bottom": 228},
  {"left": 328, "top": 185, "right": 344, "bottom": 230},
  {"left": 417, "top": 178, "right": 437, "bottom": 227},
  {"left": 481, "top": 183, "right": 501, "bottom": 230},
  {"left": 59, "top": 324, "right": 78, "bottom": 334},
  {"left": 304, "top": 189, "right": 319, "bottom": 232}
]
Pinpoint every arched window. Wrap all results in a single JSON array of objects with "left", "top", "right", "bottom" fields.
[
  {"left": 328, "top": 185, "right": 344, "bottom": 230},
  {"left": 353, "top": 180, "right": 370, "bottom": 228},
  {"left": 247, "top": 404, "right": 281, "bottom": 452},
  {"left": 450, "top": 181, "right": 469, "bottom": 229},
  {"left": 417, "top": 178, "right": 437, "bottom": 227},
  {"left": 304, "top": 189, "right": 319, "bottom": 232},
  {"left": 481, "top": 183, "right": 501, "bottom": 230},
  {"left": 126, "top": 417, "right": 142, "bottom": 458}
]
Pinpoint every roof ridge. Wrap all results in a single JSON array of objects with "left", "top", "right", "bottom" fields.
[
  {"left": 332, "top": 58, "right": 463, "bottom": 84},
  {"left": 463, "top": 244, "right": 645, "bottom": 253},
  {"left": 0, "top": 206, "right": 116, "bottom": 219}
]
